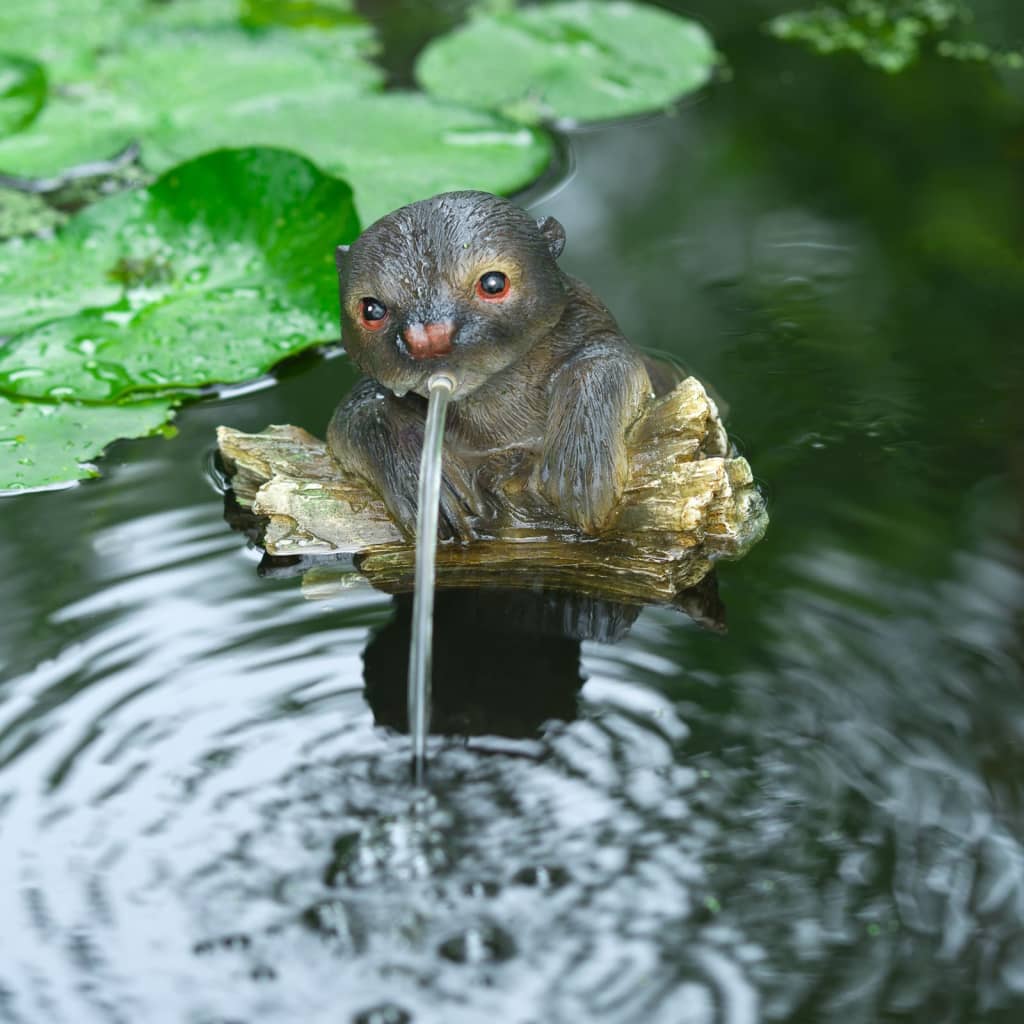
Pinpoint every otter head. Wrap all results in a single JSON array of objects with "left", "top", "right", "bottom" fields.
[{"left": 336, "top": 191, "right": 568, "bottom": 400}]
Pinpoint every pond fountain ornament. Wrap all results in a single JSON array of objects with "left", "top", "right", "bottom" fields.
[{"left": 217, "top": 191, "right": 768, "bottom": 773}]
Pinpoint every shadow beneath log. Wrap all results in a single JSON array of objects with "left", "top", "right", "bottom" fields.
[{"left": 361, "top": 579, "right": 724, "bottom": 739}]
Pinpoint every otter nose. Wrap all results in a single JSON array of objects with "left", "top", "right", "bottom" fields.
[{"left": 402, "top": 320, "right": 454, "bottom": 360}]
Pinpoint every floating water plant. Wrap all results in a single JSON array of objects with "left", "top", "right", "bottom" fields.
[
  {"left": 769, "top": 0, "right": 1024, "bottom": 72},
  {"left": 0, "top": 148, "right": 359, "bottom": 404},
  {"left": 0, "top": 147, "right": 359, "bottom": 490},
  {"left": 416, "top": 0, "right": 718, "bottom": 125},
  {"left": 0, "top": 395, "right": 175, "bottom": 492}
]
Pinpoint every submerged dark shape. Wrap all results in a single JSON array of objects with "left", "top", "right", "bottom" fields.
[
  {"left": 328, "top": 190, "right": 667, "bottom": 541},
  {"left": 361, "top": 582, "right": 723, "bottom": 738}
]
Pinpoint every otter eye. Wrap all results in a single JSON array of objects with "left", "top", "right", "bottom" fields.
[
  {"left": 359, "top": 297, "right": 388, "bottom": 330},
  {"left": 476, "top": 271, "right": 510, "bottom": 300}
]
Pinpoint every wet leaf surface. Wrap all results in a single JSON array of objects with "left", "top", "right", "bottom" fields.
[
  {"left": 415, "top": 0, "right": 718, "bottom": 125},
  {"left": 0, "top": 147, "right": 359, "bottom": 402},
  {"left": 0, "top": 394, "right": 175, "bottom": 490}
]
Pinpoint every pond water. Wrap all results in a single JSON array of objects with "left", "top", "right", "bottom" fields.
[{"left": 2, "top": 2, "right": 1023, "bottom": 1022}]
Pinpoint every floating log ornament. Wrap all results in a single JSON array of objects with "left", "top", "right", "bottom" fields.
[{"left": 217, "top": 376, "right": 768, "bottom": 607}]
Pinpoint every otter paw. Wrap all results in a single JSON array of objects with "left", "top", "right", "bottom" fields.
[
  {"left": 379, "top": 480, "right": 420, "bottom": 540},
  {"left": 540, "top": 447, "right": 625, "bottom": 536},
  {"left": 380, "top": 470, "right": 484, "bottom": 543}
]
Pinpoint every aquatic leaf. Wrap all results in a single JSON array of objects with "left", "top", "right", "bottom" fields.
[
  {"left": 0, "top": 55, "right": 46, "bottom": 137},
  {"left": 767, "top": 0, "right": 1024, "bottom": 72},
  {"left": 768, "top": 2, "right": 946, "bottom": 72},
  {"left": 0, "top": 395, "right": 176, "bottom": 491},
  {"left": 0, "top": 148, "right": 359, "bottom": 403},
  {"left": 415, "top": 0, "right": 718, "bottom": 125}
]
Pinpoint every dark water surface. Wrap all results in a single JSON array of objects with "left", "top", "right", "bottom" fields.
[{"left": 2, "top": 3, "right": 1024, "bottom": 1022}]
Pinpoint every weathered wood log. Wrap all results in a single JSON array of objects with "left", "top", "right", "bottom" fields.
[{"left": 216, "top": 377, "right": 767, "bottom": 605}]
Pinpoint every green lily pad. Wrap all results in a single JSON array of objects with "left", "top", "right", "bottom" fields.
[
  {"left": 0, "top": 395, "right": 176, "bottom": 491},
  {"left": 0, "top": 147, "right": 360, "bottom": 403},
  {"left": 0, "top": 55, "right": 46, "bottom": 137},
  {"left": 415, "top": 0, "right": 718, "bottom": 126}
]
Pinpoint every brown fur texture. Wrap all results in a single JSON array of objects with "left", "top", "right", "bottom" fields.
[{"left": 327, "top": 191, "right": 660, "bottom": 540}]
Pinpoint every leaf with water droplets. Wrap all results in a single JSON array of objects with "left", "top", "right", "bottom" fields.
[
  {"left": 0, "top": 147, "right": 359, "bottom": 402},
  {"left": 415, "top": 0, "right": 718, "bottom": 126},
  {"left": 0, "top": 394, "right": 176, "bottom": 491}
]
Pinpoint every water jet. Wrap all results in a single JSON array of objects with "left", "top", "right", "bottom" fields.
[{"left": 407, "top": 372, "right": 456, "bottom": 783}]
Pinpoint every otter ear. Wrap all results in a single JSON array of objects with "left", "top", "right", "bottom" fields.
[
  {"left": 334, "top": 244, "right": 350, "bottom": 273},
  {"left": 536, "top": 216, "right": 566, "bottom": 259}
]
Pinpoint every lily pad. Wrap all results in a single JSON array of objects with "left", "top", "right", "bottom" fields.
[
  {"left": 0, "top": 395, "right": 176, "bottom": 491},
  {"left": 415, "top": 0, "right": 718, "bottom": 126},
  {"left": 0, "top": 147, "right": 359, "bottom": 403},
  {"left": 0, "top": 55, "right": 46, "bottom": 137}
]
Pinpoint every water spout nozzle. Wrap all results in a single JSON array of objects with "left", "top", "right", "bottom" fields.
[{"left": 427, "top": 372, "right": 457, "bottom": 395}]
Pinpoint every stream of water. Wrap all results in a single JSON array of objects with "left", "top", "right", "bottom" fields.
[{"left": 408, "top": 373, "right": 455, "bottom": 785}]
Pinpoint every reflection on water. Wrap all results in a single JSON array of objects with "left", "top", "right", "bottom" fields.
[{"left": 3, "top": 0, "right": 1024, "bottom": 1019}]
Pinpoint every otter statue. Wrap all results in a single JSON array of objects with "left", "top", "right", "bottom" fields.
[{"left": 327, "top": 190, "right": 674, "bottom": 541}]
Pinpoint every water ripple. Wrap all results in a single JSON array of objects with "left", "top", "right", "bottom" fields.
[{"left": 1, "top": 478, "right": 1023, "bottom": 1023}]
